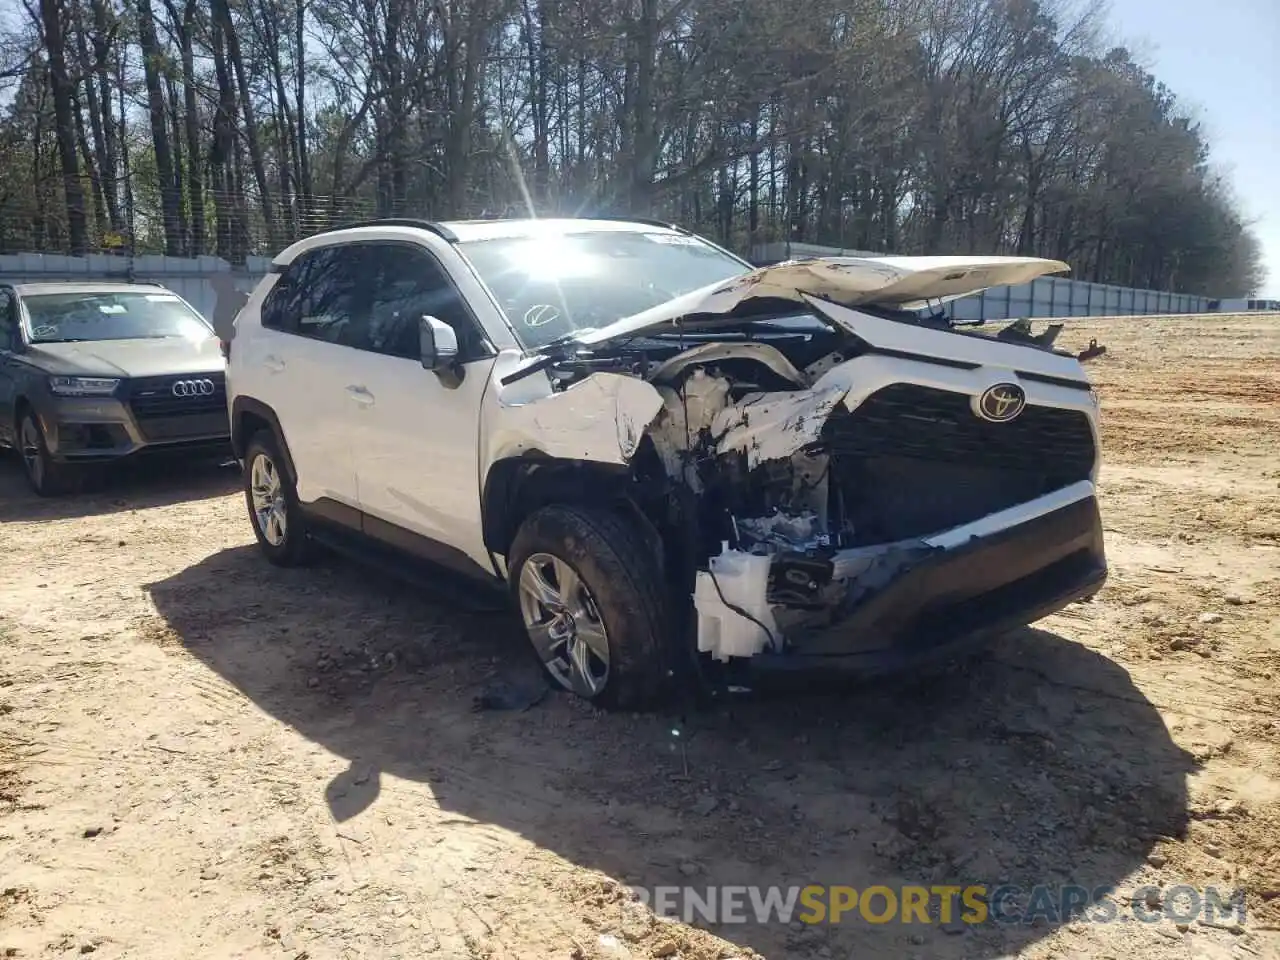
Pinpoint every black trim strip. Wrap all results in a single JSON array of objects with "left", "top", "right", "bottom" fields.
[
  {"left": 1016, "top": 370, "right": 1092, "bottom": 392},
  {"left": 302, "top": 496, "right": 363, "bottom": 532},
  {"left": 362, "top": 514, "right": 496, "bottom": 582},
  {"left": 301, "top": 498, "right": 500, "bottom": 586},
  {"left": 864, "top": 346, "right": 980, "bottom": 370}
]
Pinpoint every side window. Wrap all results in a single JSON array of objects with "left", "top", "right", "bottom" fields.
[
  {"left": 0, "top": 291, "right": 14, "bottom": 349},
  {"left": 261, "top": 257, "right": 310, "bottom": 334},
  {"left": 356, "top": 243, "right": 490, "bottom": 361},
  {"left": 261, "top": 246, "right": 363, "bottom": 344}
]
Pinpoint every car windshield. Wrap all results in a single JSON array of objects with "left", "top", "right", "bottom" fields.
[
  {"left": 22, "top": 291, "right": 213, "bottom": 343},
  {"left": 456, "top": 230, "right": 749, "bottom": 349}
]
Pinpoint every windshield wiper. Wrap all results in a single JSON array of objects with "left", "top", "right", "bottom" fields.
[{"left": 534, "top": 328, "right": 594, "bottom": 352}]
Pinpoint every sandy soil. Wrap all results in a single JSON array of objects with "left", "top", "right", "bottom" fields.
[{"left": 1, "top": 313, "right": 1278, "bottom": 960}]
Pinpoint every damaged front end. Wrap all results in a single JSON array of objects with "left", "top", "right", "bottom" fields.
[{"left": 493, "top": 256, "right": 1109, "bottom": 680}]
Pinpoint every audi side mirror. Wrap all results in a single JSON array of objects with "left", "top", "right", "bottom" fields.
[{"left": 419, "top": 315, "right": 459, "bottom": 371}]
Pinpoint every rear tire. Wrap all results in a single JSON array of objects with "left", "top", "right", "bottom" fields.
[
  {"left": 18, "top": 412, "right": 79, "bottom": 496},
  {"left": 243, "top": 430, "right": 312, "bottom": 567},
  {"left": 508, "top": 503, "right": 673, "bottom": 709}
]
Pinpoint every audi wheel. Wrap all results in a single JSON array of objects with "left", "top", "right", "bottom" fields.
[{"left": 18, "top": 411, "right": 79, "bottom": 497}]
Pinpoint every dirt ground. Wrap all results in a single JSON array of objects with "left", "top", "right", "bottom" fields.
[{"left": 2, "top": 313, "right": 1279, "bottom": 960}]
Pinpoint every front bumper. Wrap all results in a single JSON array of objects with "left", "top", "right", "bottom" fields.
[
  {"left": 37, "top": 380, "right": 230, "bottom": 462},
  {"left": 751, "top": 485, "right": 1107, "bottom": 675}
]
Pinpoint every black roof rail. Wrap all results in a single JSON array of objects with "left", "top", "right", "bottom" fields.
[
  {"left": 327, "top": 218, "right": 459, "bottom": 242},
  {"left": 587, "top": 215, "right": 689, "bottom": 233}
]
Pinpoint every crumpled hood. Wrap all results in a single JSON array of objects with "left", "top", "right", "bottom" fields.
[
  {"left": 26, "top": 336, "right": 224, "bottom": 378},
  {"left": 572, "top": 254, "right": 1069, "bottom": 347}
]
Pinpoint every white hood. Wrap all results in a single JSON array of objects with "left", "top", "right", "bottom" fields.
[{"left": 573, "top": 255, "right": 1069, "bottom": 347}]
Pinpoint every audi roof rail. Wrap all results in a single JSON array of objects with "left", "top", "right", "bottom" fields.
[{"left": 327, "top": 218, "right": 459, "bottom": 242}]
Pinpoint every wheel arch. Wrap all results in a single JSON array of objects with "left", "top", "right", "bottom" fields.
[
  {"left": 231, "top": 396, "right": 297, "bottom": 483},
  {"left": 481, "top": 451, "right": 665, "bottom": 568},
  {"left": 9, "top": 395, "right": 33, "bottom": 448},
  {"left": 13, "top": 393, "right": 33, "bottom": 425}
]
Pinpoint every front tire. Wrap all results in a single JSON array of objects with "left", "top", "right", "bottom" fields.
[
  {"left": 243, "top": 430, "right": 311, "bottom": 566},
  {"left": 508, "top": 504, "right": 672, "bottom": 709},
  {"left": 18, "top": 412, "right": 78, "bottom": 496}
]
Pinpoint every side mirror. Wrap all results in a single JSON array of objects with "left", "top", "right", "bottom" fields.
[{"left": 419, "top": 315, "right": 459, "bottom": 371}]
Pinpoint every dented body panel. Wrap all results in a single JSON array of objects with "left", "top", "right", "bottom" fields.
[
  {"left": 573, "top": 254, "right": 1070, "bottom": 347},
  {"left": 479, "top": 348, "right": 665, "bottom": 479},
  {"left": 477, "top": 249, "right": 1106, "bottom": 675}
]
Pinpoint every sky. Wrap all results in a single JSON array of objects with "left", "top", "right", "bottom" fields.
[{"left": 1104, "top": 0, "right": 1280, "bottom": 297}]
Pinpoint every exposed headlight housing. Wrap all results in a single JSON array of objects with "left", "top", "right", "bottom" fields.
[{"left": 48, "top": 376, "right": 121, "bottom": 397}]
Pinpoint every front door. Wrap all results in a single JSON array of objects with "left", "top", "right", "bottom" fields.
[{"left": 338, "top": 241, "right": 498, "bottom": 576}]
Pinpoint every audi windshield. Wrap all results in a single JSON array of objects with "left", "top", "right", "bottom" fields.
[
  {"left": 22, "top": 291, "right": 214, "bottom": 344},
  {"left": 456, "top": 230, "right": 749, "bottom": 349}
]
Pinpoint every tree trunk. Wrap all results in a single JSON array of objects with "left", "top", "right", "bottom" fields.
[
  {"left": 294, "top": 0, "right": 312, "bottom": 204},
  {"left": 627, "top": 0, "right": 659, "bottom": 213},
  {"left": 71, "top": 88, "right": 108, "bottom": 237},
  {"left": 136, "top": 0, "right": 182, "bottom": 255},
  {"left": 166, "top": 75, "right": 190, "bottom": 254},
  {"left": 212, "top": 0, "right": 276, "bottom": 250},
  {"left": 209, "top": 13, "right": 241, "bottom": 261},
  {"left": 164, "top": 0, "right": 206, "bottom": 255},
  {"left": 39, "top": 0, "right": 89, "bottom": 254},
  {"left": 74, "top": 2, "right": 123, "bottom": 233}
]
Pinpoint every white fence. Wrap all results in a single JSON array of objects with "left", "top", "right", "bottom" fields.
[
  {"left": 944, "top": 275, "right": 1212, "bottom": 320},
  {"left": 3, "top": 248, "right": 1216, "bottom": 341}
]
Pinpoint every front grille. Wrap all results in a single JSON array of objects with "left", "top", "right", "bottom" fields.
[
  {"left": 134, "top": 413, "right": 229, "bottom": 442},
  {"left": 824, "top": 383, "right": 1096, "bottom": 479},
  {"left": 127, "top": 373, "right": 227, "bottom": 420},
  {"left": 823, "top": 383, "right": 1096, "bottom": 543}
]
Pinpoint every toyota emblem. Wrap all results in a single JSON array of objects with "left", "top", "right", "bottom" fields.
[
  {"left": 975, "top": 382, "right": 1026, "bottom": 422},
  {"left": 171, "top": 378, "right": 216, "bottom": 397}
]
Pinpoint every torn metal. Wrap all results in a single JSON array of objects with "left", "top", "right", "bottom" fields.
[{"left": 492, "top": 254, "right": 1103, "bottom": 665}]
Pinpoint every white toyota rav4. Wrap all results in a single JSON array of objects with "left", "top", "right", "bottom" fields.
[{"left": 225, "top": 217, "right": 1107, "bottom": 708}]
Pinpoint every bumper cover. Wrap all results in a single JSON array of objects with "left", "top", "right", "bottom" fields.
[
  {"left": 752, "top": 492, "right": 1107, "bottom": 675},
  {"left": 38, "top": 392, "right": 229, "bottom": 462}
]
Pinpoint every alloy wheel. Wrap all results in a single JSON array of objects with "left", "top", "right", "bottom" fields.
[
  {"left": 20, "top": 417, "right": 44, "bottom": 490},
  {"left": 249, "top": 452, "right": 288, "bottom": 547},
  {"left": 518, "top": 552, "right": 611, "bottom": 698}
]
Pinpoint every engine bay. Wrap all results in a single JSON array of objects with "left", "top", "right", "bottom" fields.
[{"left": 500, "top": 300, "right": 1103, "bottom": 665}]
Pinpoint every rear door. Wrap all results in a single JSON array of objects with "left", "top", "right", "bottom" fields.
[{"left": 242, "top": 246, "right": 366, "bottom": 513}]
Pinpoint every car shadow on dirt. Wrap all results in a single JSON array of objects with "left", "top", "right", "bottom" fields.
[
  {"left": 146, "top": 544, "right": 1196, "bottom": 960},
  {"left": 0, "top": 453, "right": 239, "bottom": 522}
]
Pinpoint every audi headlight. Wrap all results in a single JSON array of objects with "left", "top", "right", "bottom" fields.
[{"left": 48, "top": 376, "right": 121, "bottom": 397}]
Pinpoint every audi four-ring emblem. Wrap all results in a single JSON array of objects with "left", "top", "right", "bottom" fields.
[{"left": 171, "top": 378, "right": 216, "bottom": 397}]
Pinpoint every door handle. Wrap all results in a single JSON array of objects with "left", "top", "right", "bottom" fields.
[
  {"left": 346, "top": 385, "right": 375, "bottom": 406},
  {"left": 263, "top": 354, "right": 285, "bottom": 372}
]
